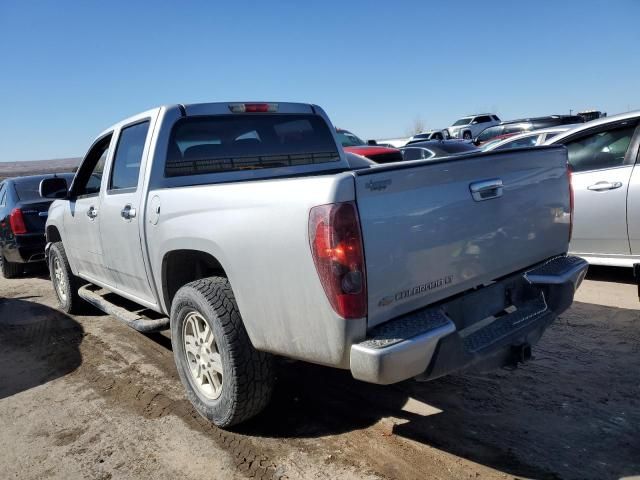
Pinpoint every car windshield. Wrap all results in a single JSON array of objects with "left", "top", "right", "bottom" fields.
[
  {"left": 452, "top": 118, "right": 472, "bottom": 126},
  {"left": 336, "top": 130, "right": 365, "bottom": 147}
]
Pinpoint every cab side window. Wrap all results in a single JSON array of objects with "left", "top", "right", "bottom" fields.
[
  {"left": 109, "top": 121, "right": 149, "bottom": 191},
  {"left": 72, "top": 135, "right": 112, "bottom": 197},
  {"left": 566, "top": 125, "right": 636, "bottom": 173}
]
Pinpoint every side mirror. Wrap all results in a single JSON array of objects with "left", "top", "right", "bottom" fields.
[
  {"left": 367, "top": 139, "right": 378, "bottom": 146},
  {"left": 39, "top": 177, "right": 69, "bottom": 199},
  {"left": 471, "top": 121, "right": 478, "bottom": 125}
]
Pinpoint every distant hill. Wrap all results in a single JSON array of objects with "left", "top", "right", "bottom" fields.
[{"left": 0, "top": 157, "right": 81, "bottom": 181}]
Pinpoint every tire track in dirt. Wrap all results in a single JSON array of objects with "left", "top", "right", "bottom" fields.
[{"left": 70, "top": 332, "right": 292, "bottom": 480}]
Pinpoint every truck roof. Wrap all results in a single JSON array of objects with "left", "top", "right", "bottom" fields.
[{"left": 96, "top": 102, "right": 320, "bottom": 139}]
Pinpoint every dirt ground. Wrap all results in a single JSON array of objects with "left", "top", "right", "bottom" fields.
[{"left": 0, "top": 265, "right": 638, "bottom": 480}]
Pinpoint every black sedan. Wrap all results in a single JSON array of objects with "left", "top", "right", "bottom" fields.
[
  {"left": 0, "top": 173, "right": 74, "bottom": 278},
  {"left": 399, "top": 140, "right": 478, "bottom": 161}
]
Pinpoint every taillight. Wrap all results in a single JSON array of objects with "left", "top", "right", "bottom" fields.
[
  {"left": 9, "top": 208, "right": 27, "bottom": 235},
  {"left": 568, "top": 164, "right": 574, "bottom": 243},
  {"left": 309, "top": 202, "right": 367, "bottom": 319},
  {"left": 228, "top": 103, "right": 278, "bottom": 113}
]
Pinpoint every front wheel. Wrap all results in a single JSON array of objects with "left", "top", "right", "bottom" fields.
[
  {"left": 171, "top": 277, "right": 274, "bottom": 428},
  {"left": 463, "top": 131, "right": 472, "bottom": 140},
  {"left": 49, "top": 242, "right": 84, "bottom": 313}
]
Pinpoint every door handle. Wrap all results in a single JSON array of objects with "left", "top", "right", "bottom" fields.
[
  {"left": 587, "top": 181, "right": 623, "bottom": 191},
  {"left": 121, "top": 204, "right": 137, "bottom": 220},
  {"left": 86, "top": 206, "right": 98, "bottom": 219},
  {"left": 470, "top": 178, "right": 503, "bottom": 201}
]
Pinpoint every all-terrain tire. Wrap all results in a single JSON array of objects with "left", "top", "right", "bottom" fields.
[
  {"left": 463, "top": 130, "right": 472, "bottom": 140},
  {"left": 171, "top": 277, "right": 274, "bottom": 428},
  {"left": 49, "top": 242, "right": 84, "bottom": 314},
  {"left": 0, "top": 254, "right": 22, "bottom": 278}
]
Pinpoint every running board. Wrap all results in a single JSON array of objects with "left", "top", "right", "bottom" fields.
[{"left": 78, "top": 284, "right": 170, "bottom": 332}]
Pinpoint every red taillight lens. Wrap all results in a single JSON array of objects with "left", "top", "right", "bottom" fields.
[
  {"left": 568, "top": 164, "right": 574, "bottom": 243},
  {"left": 228, "top": 103, "right": 278, "bottom": 113},
  {"left": 9, "top": 208, "right": 27, "bottom": 235},
  {"left": 309, "top": 202, "right": 367, "bottom": 319}
]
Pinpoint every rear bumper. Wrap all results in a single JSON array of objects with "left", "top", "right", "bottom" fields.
[
  {"left": 350, "top": 255, "right": 588, "bottom": 385},
  {"left": 3, "top": 234, "right": 47, "bottom": 264}
]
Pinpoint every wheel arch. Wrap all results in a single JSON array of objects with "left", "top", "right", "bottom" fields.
[
  {"left": 161, "top": 249, "right": 229, "bottom": 314},
  {"left": 46, "top": 224, "right": 62, "bottom": 243}
]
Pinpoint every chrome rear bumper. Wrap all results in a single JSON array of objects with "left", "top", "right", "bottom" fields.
[{"left": 350, "top": 256, "right": 588, "bottom": 385}]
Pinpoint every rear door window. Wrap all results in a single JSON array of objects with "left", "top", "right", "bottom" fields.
[
  {"left": 110, "top": 121, "right": 150, "bottom": 191},
  {"left": 565, "top": 125, "right": 636, "bottom": 172},
  {"left": 165, "top": 114, "right": 339, "bottom": 177}
]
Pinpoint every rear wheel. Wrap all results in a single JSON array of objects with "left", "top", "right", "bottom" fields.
[
  {"left": 0, "top": 254, "right": 22, "bottom": 279},
  {"left": 49, "top": 242, "right": 83, "bottom": 313},
  {"left": 171, "top": 277, "right": 274, "bottom": 428}
]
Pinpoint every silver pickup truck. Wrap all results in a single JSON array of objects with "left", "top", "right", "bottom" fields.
[{"left": 40, "top": 102, "right": 588, "bottom": 427}]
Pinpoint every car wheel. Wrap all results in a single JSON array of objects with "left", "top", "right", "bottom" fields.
[
  {"left": 170, "top": 277, "right": 274, "bottom": 428},
  {"left": 463, "top": 131, "right": 472, "bottom": 140},
  {"left": 0, "top": 254, "right": 22, "bottom": 279},
  {"left": 49, "top": 242, "right": 84, "bottom": 313}
]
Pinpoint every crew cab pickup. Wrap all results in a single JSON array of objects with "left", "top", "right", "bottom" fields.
[{"left": 41, "top": 102, "right": 588, "bottom": 427}]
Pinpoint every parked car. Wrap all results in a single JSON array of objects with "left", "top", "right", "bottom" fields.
[
  {"left": 483, "top": 125, "right": 579, "bottom": 151},
  {"left": 475, "top": 115, "right": 585, "bottom": 146},
  {"left": 544, "top": 110, "right": 640, "bottom": 267},
  {"left": 400, "top": 139, "right": 478, "bottom": 160},
  {"left": 408, "top": 129, "right": 451, "bottom": 143},
  {"left": 336, "top": 128, "right": 403, "bottom": 163},
  {"left": 0, "top": 173, "right": 74, "bottom": 278},
  {"left": 447, "top": 114, "right": 501, "bottom": 140},
  {"left": 373, "top": 137, "right": 410, "bottom": 148},
  {"left": 41, "top": 101, "right": 586, "bottom": 428}
]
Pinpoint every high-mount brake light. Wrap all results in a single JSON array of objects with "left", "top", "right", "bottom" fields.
[
  {"left": 9, "top": 208, "right": 27, "bottom": 235},
  {"left": 228, "top": 103, "right": 278, "bottom": 113},
  {"left": 309, "top": 202, "right": 367, "bottom": 319}
]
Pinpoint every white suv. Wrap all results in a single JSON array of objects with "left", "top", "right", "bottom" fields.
[{"left": 447, "top": 114, "right": 500, "bottom": 140}]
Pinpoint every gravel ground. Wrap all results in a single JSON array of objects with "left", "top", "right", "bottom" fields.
[{"left": 0, "top": 265, "right": 638, "bottom": 480}]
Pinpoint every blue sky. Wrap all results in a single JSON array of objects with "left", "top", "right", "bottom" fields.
[{"left": 1, "top": 0, "right": 638, "bottom": 161}]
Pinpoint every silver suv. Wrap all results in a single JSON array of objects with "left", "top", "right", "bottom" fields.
[{"left": 447, "top": 113, "right": 500, "bottom": 140}]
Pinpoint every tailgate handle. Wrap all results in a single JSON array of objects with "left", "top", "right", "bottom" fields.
[{"left": 470, "top": 179, "right": 503, "bottom": 201}]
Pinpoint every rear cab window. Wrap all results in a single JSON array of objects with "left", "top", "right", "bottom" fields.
[{"left": 165, "top": 114, "right": 340, "bottom": 177}]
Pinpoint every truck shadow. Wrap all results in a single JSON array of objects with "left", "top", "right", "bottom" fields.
[
  {"left": 237, "top": 300, "right": 639, "bottom": 480},
  {"left": 0, "top": 297, "right": 83, "bottom": 399}
]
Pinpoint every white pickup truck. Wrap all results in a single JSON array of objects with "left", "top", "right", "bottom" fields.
[{"left": 40, "top": 102, "right": 588, "bottom": 427}]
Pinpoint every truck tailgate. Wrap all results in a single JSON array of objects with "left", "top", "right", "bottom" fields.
[{"left": 355, "top": 146, "right": 570, "bottom": 328}]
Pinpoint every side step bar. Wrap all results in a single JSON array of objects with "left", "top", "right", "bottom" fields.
[{"left": 78, "top": 285, "right": 169, "bottom": 333}]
